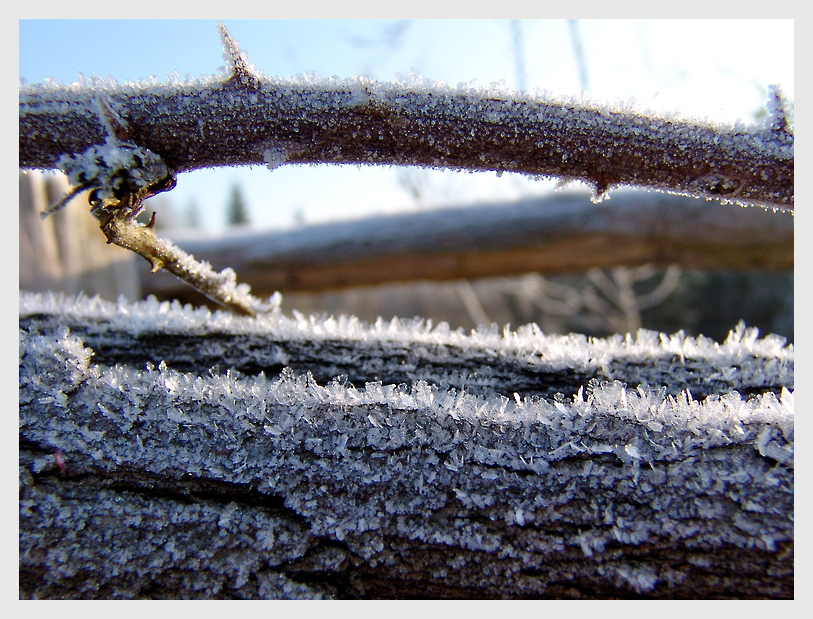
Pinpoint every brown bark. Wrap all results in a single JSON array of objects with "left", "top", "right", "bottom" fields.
[{"left": 19, "top": 27, "right": 793, "bottom": 211}]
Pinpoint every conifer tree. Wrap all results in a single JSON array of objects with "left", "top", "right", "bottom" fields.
[{"left": 226, "top": 183, "right": 250, "bottom": 227}]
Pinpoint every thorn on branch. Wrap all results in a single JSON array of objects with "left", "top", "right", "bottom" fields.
[
  {"left": 217, "top": 22, "right": 260, "bottom": 89},
  {"left": 765, "top": 85, "right": 793, "bottom": 140},
  {"left": 590, "top": 177, "right": 613, "bottom": 204},
  {"left": 95, "top": 94, "right": 130, "bottom": 143}
]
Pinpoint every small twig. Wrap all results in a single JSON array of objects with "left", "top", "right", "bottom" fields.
[
  {"left": 98, "top": 205, "right": 269, "bottom": 317},
  {"left": 39, "top": 181, "right": 94, "bottom": 219},
  {"left": 42, "top": 89, "right": 276, "bottom": 317}
]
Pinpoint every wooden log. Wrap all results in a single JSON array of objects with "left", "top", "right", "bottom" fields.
[
  {"left": 138, "top": 190, "right": 793, "bottom": 305},
  {"left": 19, "top": 292, "right": 794, "bottom": 599}
]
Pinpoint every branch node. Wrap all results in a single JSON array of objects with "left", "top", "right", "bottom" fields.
[
  {"left": 688, "top": 173, "right": 742, "bottom": 198},
  {"left": 590, "top": 179, "right": 612, "bottom": 204}
]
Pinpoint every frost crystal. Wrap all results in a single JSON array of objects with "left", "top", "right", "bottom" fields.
[
  {"left": 262, "top": 147, "right": 288, "bottom": 171},
  {"left": 19, "top": 290, "right": 793, "bottom": 599},
  {"left": 54, "top": 139, "right": 169, "bottom": 208}
]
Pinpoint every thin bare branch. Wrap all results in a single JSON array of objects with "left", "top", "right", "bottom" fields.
[
  {"left": 99, "top": 207, "right": 271, "bottom": 316},
  {"left": 635, "top": 265, "right": 683, "bottom": 310},
  {"left": 35, "top": 82, "right": 274, "bottom": 316}
]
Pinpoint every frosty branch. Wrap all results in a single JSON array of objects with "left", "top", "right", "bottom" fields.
[
  {"left": 18, "top": 24, "right": 794, "bottom": 316},
  {"left": 33, "top": 94, "right": 273, "bottom": 316},
  {"left": 21, "top": 25, "right": 793, "bottom": 212},
  {"left": 17, "top": 24, "right": 795, "bottom": 598},
  {"left": 98, "top": 208, "right": 266, "bottom": 316}
]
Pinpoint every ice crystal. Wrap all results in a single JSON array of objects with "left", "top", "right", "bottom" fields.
[
  {"left": 53, "top": 139, "right": 168, "bottom": 206},
  {"left": 262, "top": 147, "right": 288, "bottom": 171},
  {"left": 19, "top": 285, "right": 793, "bottom": 597}
]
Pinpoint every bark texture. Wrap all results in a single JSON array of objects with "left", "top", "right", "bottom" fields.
[{"left": 19, "top": 292, "right": 794, "bottom": 599}]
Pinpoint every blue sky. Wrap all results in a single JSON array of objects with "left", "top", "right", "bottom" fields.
[{"left": 19, "top": 19, "right": 794, "bottom": 233}]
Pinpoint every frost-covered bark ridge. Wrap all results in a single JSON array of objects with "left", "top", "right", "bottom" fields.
[
  {"left": 19, "top": 292, "right": 794, "bottom": 599},
  {"left": 19, "top": 24, "right": 793, "bottom": 211}
]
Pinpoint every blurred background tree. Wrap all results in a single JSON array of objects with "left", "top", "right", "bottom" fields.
[{"left": 226, "top": 183, "right": 251, "bottom": 227}]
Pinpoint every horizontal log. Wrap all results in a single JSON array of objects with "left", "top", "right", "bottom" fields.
[
  {"left": 18, "top": 293, "right": 794, "bottom": 401},
  {"left": 19, "top": 292, "right": 794, "bottom": 599},
  {"left": 139, "top": 190, "right": 793, "bottom": 303}
]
